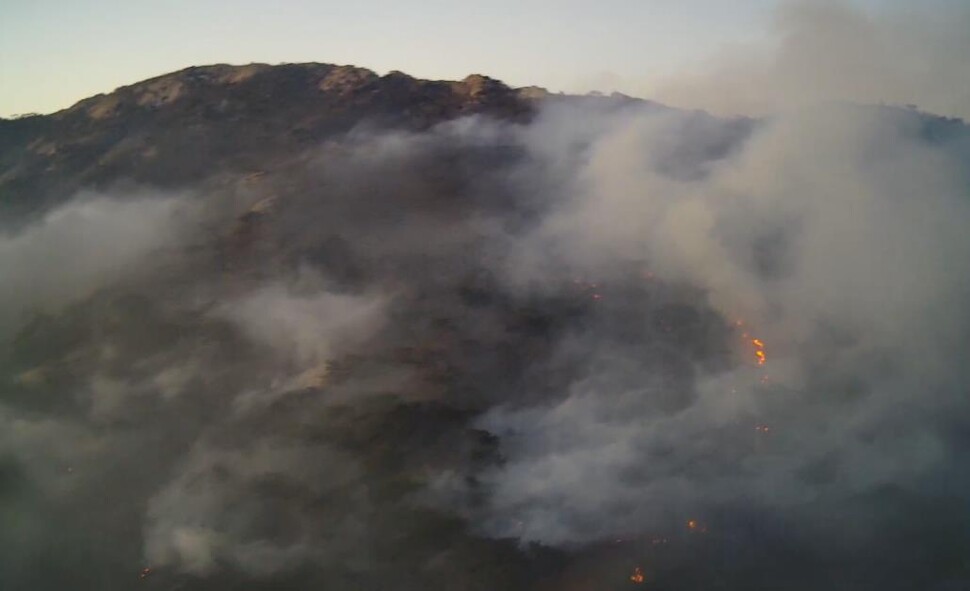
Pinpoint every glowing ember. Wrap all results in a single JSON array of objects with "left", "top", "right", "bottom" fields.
[
  {"left": 755, "top": 424, "right": 771, "bottom": 433},
  {"left": 687, "top": 519, "right": 708, "bottom": 533},
  {"left": 630, "top": 566, "right": 645, "bottom": 584}
]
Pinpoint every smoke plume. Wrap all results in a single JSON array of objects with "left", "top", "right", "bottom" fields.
[
  {"left": 654, "top": 0, "right": 970, "bottom": 120},
  {"left": 2, "top": 6, "right": 970, "bottom": 589}
]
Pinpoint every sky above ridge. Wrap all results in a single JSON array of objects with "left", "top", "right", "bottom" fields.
[{"left": 0, "top": 0, "right": 967, "bottom": 118}]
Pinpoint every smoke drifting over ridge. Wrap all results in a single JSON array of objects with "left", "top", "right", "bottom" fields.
[
  {"left": 653, "top": 0, "right": 970, "bottom": 120},
  {"left": 2, "top": 14, "right": 970, "bottom": 591}
]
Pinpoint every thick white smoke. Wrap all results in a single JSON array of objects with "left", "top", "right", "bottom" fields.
[{"left": 466, "top": 100, "right": 970, "bottom": 545}]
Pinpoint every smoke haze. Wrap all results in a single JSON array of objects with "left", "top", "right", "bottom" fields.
[
  {"left": 654, "top": 0, "right": 970, "bottom": 120},
  {"left": 2, "top": 5, "right": 970, "bottom": 590}
]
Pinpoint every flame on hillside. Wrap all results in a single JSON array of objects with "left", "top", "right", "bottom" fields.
[{"left": 735, "top": 321, "right": 767, "bottom": 366}]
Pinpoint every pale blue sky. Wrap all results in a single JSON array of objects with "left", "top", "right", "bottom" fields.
[{"left": 0, "top": 0, "right": 948, "bottom": 117}]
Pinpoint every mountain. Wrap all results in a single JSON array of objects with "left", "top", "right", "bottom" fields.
[
  {"left": 1, "top": 63, "right": 969, "bottom": 591},
  {"left": 0, "top": 63, "right": 565, "bottom": 221}
]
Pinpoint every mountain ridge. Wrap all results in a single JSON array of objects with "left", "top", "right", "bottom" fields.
[{"left": 0, "top": 62, "right": 662, "bottom": 224}]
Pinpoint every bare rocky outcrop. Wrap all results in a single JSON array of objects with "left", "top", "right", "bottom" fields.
[{"left": 0, "top": 63, "right": 550, "bottom": 222}]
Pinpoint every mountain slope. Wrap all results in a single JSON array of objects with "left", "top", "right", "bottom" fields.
[
  {"left": 0, "top": 63, "right": 552, "bottom": 221},
  {"left": 1, "top": 63, "right": 969, "bottom": 591}
]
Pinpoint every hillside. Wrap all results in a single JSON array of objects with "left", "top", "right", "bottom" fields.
[
  {"left": 1, "top": 63, "right": 969, "bottom": 591},
  {"left": 1, "top": 63, "right": 564, "bottom": 221}
]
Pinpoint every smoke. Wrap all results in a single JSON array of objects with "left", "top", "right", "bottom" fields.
[
  {"left": 214, "top": 275, "right": 387, "bottom": 367},
  {"left": 0, "top": 185, "right": 411, "bottom": 589},
  {"left": 653, "top": 0, "right": 970, "bottom": 120},
  {"left": 464, "top": 102, "right": 970, "bottom": 554},
  {"left": 144, "top": 439, "right": 370, "bottom": 576},
  {"left": 3, "top": 22, "right": 970, "bottom": 589},
  {"left": 0, "top": 193, "right": 191, "bottom": 335}
]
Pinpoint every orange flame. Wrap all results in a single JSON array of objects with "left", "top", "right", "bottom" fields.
[
  {"left": 736, "top": 321, "right": 768, "bottom": 366},
  {"left": 630, "top": 566, "right": 645, "bottom": 584},
  {"left": 750, "top": 337, "right": 767, "bottom": 365}
]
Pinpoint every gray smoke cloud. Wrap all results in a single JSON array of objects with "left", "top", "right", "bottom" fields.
[
  {"left": 0, "top": 185, "right": 411, "bottom": 588},
  {"left": 214, "top": 274, "right": 386, "bottom": 367},
  {"left": 653, "top": 0, "right": 970, "bottom": 120},
  {"left": 0, "top": 193, "right": 191, "bottom": 335},
  {"left": 458, "top": 102, "right": 970, "bottom": 554}
]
